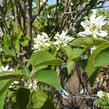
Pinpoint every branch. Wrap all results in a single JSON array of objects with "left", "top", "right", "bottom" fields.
[
  {"left": 27, "top": 0, "right": 32, "bottom": 50},
  {"left": 31, "top": 0, "right": 48, "bottom": 23}
]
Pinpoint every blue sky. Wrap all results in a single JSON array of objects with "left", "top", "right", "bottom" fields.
[
  {"left": 103, "top": 1, "right": 109, "bottom": 10},
  {"left": 48, "top": 0, "right": 56, "bottom": 4}
]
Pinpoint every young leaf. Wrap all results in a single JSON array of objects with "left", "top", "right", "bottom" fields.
[
  {"left": 34, "top": 69, "right": 61, "bottom": 89},
  {"left": 86, "top": 43, "right": 109, "bottom": 78},
  {"left": 28, "top": 51, "right": 62, "bottom": 66}
]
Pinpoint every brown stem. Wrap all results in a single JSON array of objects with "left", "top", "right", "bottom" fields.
[{"left": 27, "top": 0, "right": 32, "bottom": 51}]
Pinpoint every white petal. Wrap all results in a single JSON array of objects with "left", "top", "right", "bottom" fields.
[
  {"left": 8, "top": 68, "right": 14, "bottom": 71},
  {"left": 93, "top": 34, "right": 97, "bottom": 38},
  {"left": 97, "top": 30, "right": 108, "bottom": 37},
  {"left": 78, "top": 32, "right": 86, "bottom": 37},
  {"left": 78, "top": 29, "right": 92, "bottom": 37},
  {"left": 5, "top": 65, "right": 9, "bottom": 71},
  {"left": 45, "top": 43, "right": 50, "bottom": 46},
  {"left": 97, "top": 91, "right": 104, "bottom": 98},
  {"left": 96, "top": 16, "right": 106, "bottom": 26},
  {"left": 42, "top": 32, "right": 49, "bottom": 39},
  {"left": 33, "top": 44, "right": 39, "bottom": 49},
  {"left": 54, "top": 41, "right": 60, "bottom": 45},
  {"left": 81, "top": 20, "right": 90, "bottom": 29},
  {"left": 90, "top": 12, "right": 96, "bottom": 22}
]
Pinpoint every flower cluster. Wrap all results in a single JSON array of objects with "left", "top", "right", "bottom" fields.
[
  {"left": 33, "top": 32, "right": 50, "bottom": 51},
  {"left": 33, "top": 31, "right": 74, "bottom": 51},
  {"left": 0, "top": 65, "right": 14, "bottom": 72},
  {"left": 78, "top": 11, "right": 108, "bottom": 38},
  {"left": 53, "top": 31, "right": 74, "bottom": 50}
]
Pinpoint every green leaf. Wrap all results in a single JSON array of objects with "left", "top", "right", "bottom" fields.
[
  {"left": 0, "top": 79, "right": 18, "bottom": 108},
  {"left": 71, "top": 48, "right": 83, "bottom": 59},
  {"left": 0, "top": 73, "right": 25, "bottom": 80},
  {"left": 63, "top": 45, "right": 73, "bottom": 58},
  {"left": 16, "top": 87, "right": 30, "bottom": 109},
  {"left": 84, "top": 0, "right": 90, "bottom": 4},
  {"left": 86, "top": 43, "right": 109, "bottom": 78},
  {"left": 3, "top": 47, "right": 16, "bottom": 56},
  {"left": 34, "top": 69, "right": 61, "bottom": 89},
  {"left": 66, "top": 59, "right": 75, "bottom": 75},
  {"left": 27, "top": 91, "right": 48, "bottom": 109},
  {"left": 22, "top": 67, "right": 31, "bottom": 74},
  {"left": 0, "top": 79, "right": 17, "bottom": 96},
  {"left": 88, "top": 68, "right": 99, "bottom": 87},
  {"left": 20, "top": 36, "right": 29, "bottom": 47},
  {"left": 70, "top": 37, "right": 108, "bottom": 47},
  {"left": 94, "top": 48, "right": 109, "bottom": 67},
  {"left": 64, "top": 46, "right": 84, "bottom": 59},
  {"left": 28, "top": 51, "right": 62, "bottom": 66},
  {"left": 0, "top": 91, "right": 7, "bottom": 109},
  {"left": 3, "top": 34, "right": 12, "bottom": 48}
]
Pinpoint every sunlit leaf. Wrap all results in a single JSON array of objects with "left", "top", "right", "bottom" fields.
[
  {"left": 34, "top": 69, "right": 61, "bottom": 89},
  {"left": 86, "top": 43, "right": 109, "bottom": 78},
  {"left": 28, "top": 51, "right": 62, "bottom": 66},
  {"left": 94, "top": 48, "right": 109, "bottom": 67},
  {"left": 27, "top": 91, "right": 48, "bottom": 109}
]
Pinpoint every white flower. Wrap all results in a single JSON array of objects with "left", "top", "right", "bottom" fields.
[
  {"left": 33, "top": 32, "right": 50, "bottom": 51},
  {"left": 78, "top": 12, "right": 108, "bottom": 38},
  {"left": 97, "top": 90, "right": 104, "bottom": 98},
  {"left": 53, "top": 31, "right": 74, "bottom": 49},
  {"left": 0, "top": 65, "right": 14, "bottom": 72}
]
